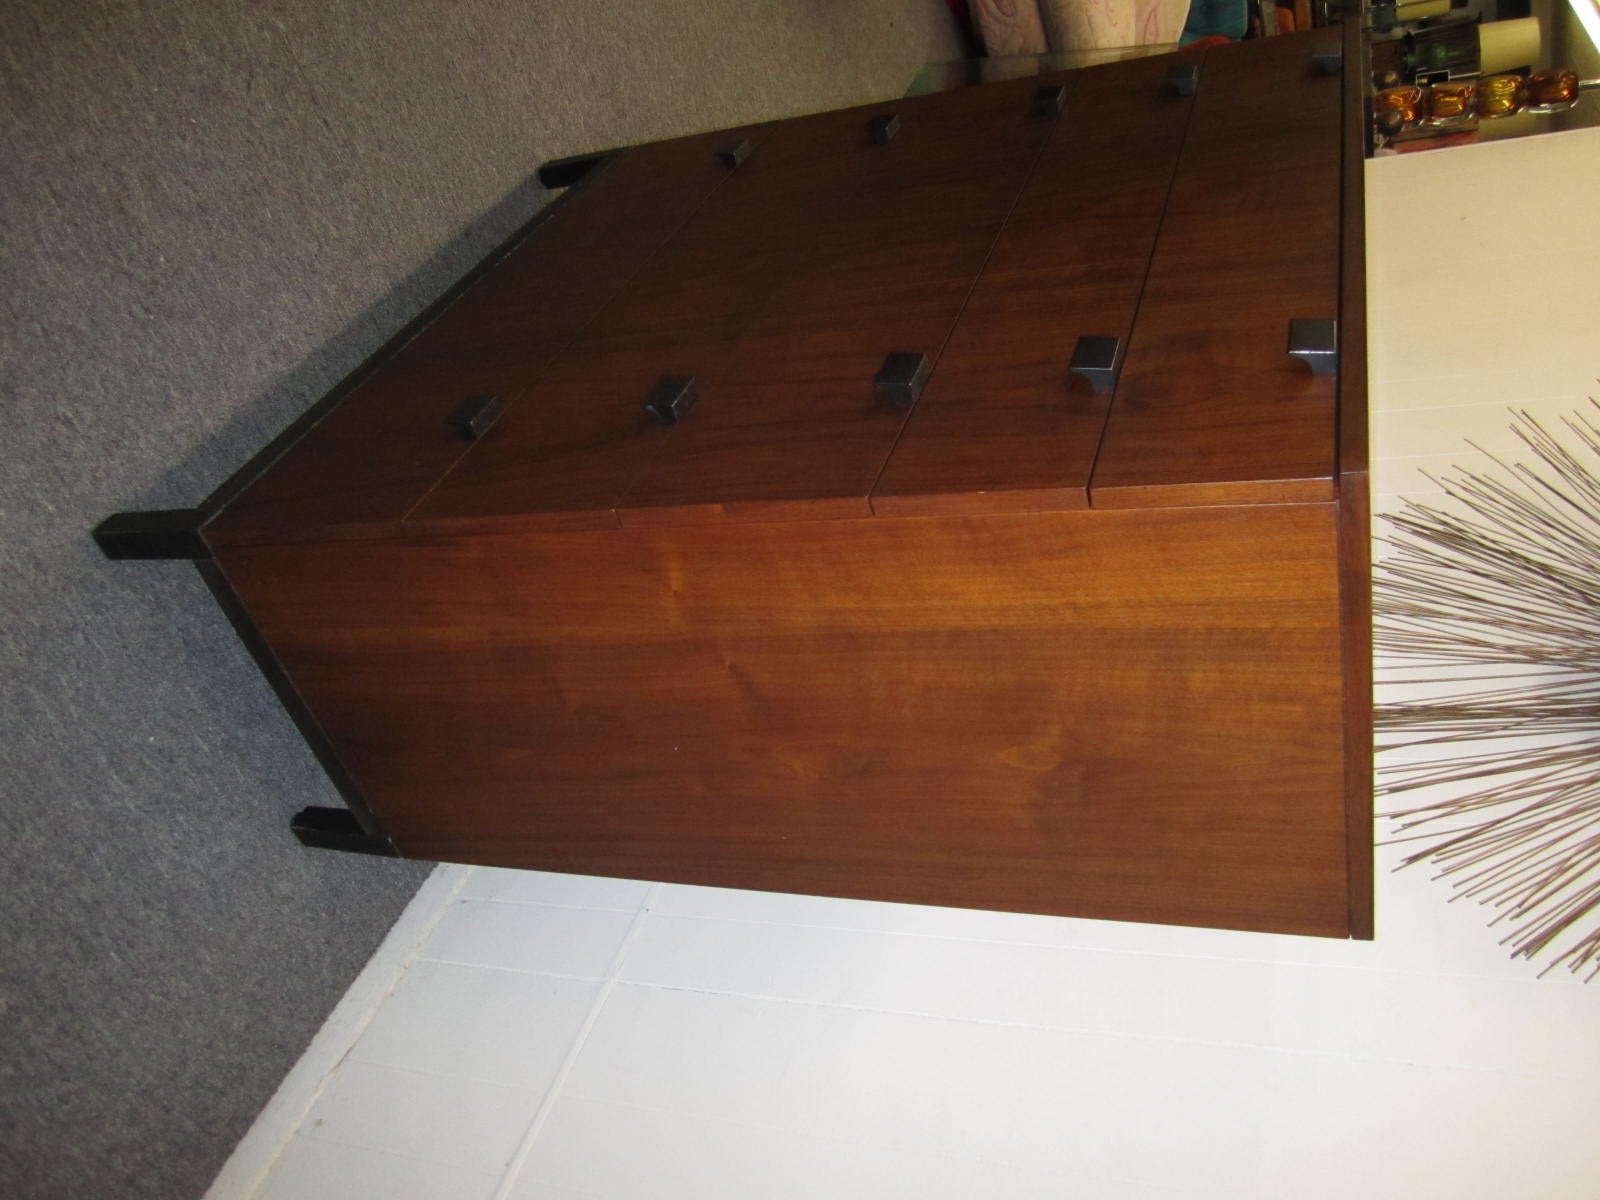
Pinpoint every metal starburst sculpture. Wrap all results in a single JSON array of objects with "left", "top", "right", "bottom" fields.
[{"left": 1375, "top": 400, "right": 1600, "bottom": 980}]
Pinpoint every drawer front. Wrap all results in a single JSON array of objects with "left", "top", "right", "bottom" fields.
[
  {"left": 618, "top": 75, "right": 1062, "bottom": 525},
  {"left": 873, "top": 53, "right": 1195, "bottom": 516},
  {"left": 414, "top": 133, "right": 746, "bottom": 361},
  {"left": 403, "top": 330, "right": 732, "bottom": 532},
  {"left": 759, "top": 72, "right": 1064, "bottom": 333},
  {"left": 409, "top": 108, "right": 892, "bottom": 532},
  {"left": 202, "top": 353, "right": 534, "bottom": 548},
  {"left": 612, "top": 323, "right": 925, "bottom": 525},
  {"left": 591, "top": 106, "right": 890, "bottom": 341},
  {"left": 418, "top": 77, "right": 1063, "bottom": 530},
  {"left": 205, "top": 130, "right": 738, "bottom": 548},
  {"left": 1089, "top": 30, "right": 1344, "bottom": 509}
]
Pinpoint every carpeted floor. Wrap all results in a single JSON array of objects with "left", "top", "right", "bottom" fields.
[{"left": 0, "top": 4, "right": 961, "bottom": 1197}]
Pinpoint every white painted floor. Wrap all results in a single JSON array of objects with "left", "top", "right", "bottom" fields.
[{"left": 209, "top": 129, "right": 1600, "bottom": 1200}]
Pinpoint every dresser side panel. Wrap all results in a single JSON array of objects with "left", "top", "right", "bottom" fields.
[{"left": 220, "top": 505, "right": 1351, "bottom": 936}]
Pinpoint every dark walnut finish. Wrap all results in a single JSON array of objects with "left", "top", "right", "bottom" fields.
[
  {"left": 225, "top": 505, "right": 1349, "bottom": 935},
  {"left": 1088, "top": 32, "right": 1344, "bottom": 510},
  {"left": 874, "top": 50, "right": 1195, "bottom": 517},
  {"left": 124, "top": 29, "right": 1372, "bottom": 938},
  {"left": 1336, "top": 19, "right": 1374, "bottom": 938},
  {"left": 204, "top": 133, "right": 741, "bottom": 549}
]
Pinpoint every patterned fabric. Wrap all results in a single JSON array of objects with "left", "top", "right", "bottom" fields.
[
  {"left": 970, "top": 0, "right": 1192, "bottom": 55},
  {"left": 1038, "top": 0, "right": 1191, "bottom": 49},
  {"left": 968, "top": 0, "right": 1051, "bottom": 55}
]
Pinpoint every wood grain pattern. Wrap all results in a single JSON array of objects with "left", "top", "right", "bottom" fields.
[
  {"left": 1089, "top": 30, "right": 1343, "bottom": 509},
  {"left": 615, "top": 326, "right": 920, "bottom": 527},
  {"left": 873, "top": 54, "right": 1195, "bottom": 516},
  {"left": 617, "top": 74, "right": 1063, "bottom": 524},
  {"left": 415, "top": 73, "right": 1070, "bottom": 530},
  {"left": 589, "top": 110, "right": 880, "bottom": 341},
  {"left": 203, "top": 355, "right": 525, "bottom": 548},
  {"left": 196, "top": 39, "right": 1372, "bottom": 939},
  {"left": 219, "top": 504, "right": 1351, "bottom": 936},
  {"left": 205, "top": 129, "right": 742, "bottom": 549},
  {"left": 405, "top": 330, "right": 727, "bottom": 532},
  {"left": 1338, "top": 19, "right": 1374, "bottom": 939},
  {"left": 410, "top": 133, "right": 744, "bottom": 359}
]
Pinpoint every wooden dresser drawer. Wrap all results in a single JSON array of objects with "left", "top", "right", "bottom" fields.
[
  {"left": 417, "top": 74, "right": 1067, "bottom": 530},
  {"left": 873, "top": 52, "right": 1194, "bottom": 516},
  {"left": 1089, "top": 32, "right": 1344, "bottom": 509},
  {"left": 205, "top": 126, "right": 742, "bottom": 548}
]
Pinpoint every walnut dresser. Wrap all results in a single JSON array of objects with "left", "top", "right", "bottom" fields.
[{"left": 99, "top": 24, "right": 1372, "bottom": 939}]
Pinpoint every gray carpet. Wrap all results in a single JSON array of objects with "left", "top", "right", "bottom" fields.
[{"left": 0, "top": 3, "right": 961, "bottom": 1197}]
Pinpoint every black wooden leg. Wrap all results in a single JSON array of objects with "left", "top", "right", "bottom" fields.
[
  {"left": 99, "top": 532, "right": 404, "bottom": 858},
  {"left": 291, "top": 807, "right": 399, "bottom": 857},
  {"left": 536, "top": 151, "right": 610, "bottom": 189},
  {"left": 93, "top": 509, "right": 209, "bottom": 560}
]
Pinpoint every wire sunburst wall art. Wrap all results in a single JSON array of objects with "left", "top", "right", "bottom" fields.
[{"left": 1375, "top": 398, "right": 1600, "bottom": 981}]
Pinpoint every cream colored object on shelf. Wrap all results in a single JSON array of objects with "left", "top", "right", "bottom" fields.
[
  {"left": 968, "top": 0, "right": 1188, "bottom": 56},
  {"left": 1479, "top": 16, "right": 1542, "bottom": 75},
  {"left": 1395, "top": 0, "right": 1452, "bottom": 18},
  {"left": 1040, "top": 0, "right": 1189, "bottom": 50}
]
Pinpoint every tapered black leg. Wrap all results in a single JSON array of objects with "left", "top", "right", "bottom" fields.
[
  {"left": 537, "top": 151, "right": 610, "bottom": 189},
  {"left": 291, "top": 807, "right": 399, "bottom": 857},
  {"left": 93, "top": 509, "right": 209, "bottom": 560}
]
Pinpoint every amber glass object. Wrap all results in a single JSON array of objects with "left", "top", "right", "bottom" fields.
[
  {"left": 1375, "top": 85, "right": 1426, "bottom": 125},
  {"left": 1475, "top": 74, "right": 1524, "bottom": 118},
  {"left": 1425, "top": 81, "right": 1476, "bottom": 125},
  {"left": 1524, "top": 69, "right": 1581, "bottom": 113}
]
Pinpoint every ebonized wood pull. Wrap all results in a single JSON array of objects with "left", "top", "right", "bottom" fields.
[
  {"left": 713, "top": 139, "right": 752, "bottom": 168},
  {"left": 1314, "top": 44, "right": 1343, "bottom": 75},
  {"left": 873, "top": 352, "right": 931, "bottom": 408},
  {"left": 92, "top": 509, "right": 208, "bottom": 560},
  {"left": 866, "top": 113, "right": 900, "bottom": 143},
  {"left": 643, "top": 375, "right": 699, "bottom": 425},
  {"left": 1164, "top": 65, "right": 1199, "bottom": 97},
  {"left": 536, "top": 152, "right": 608, "bottom": 189},
  {"left": 1287, "top": 319, "right": 1339, "bottom": 376},
  {"left": 1068, "top": 335, "right": 1123, "bottom": 394},
  {"left": 447, "top": 394, "right": 502, "bottom": 441},
  {"left": 1033, "top": 85, "right": 1066, "bottom": 118}
]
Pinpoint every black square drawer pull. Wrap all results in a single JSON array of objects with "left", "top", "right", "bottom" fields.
[
  {"left": 1164, "top": 64, "right": 1200, "bottom": 96},
  {"left": 1068, "top": 336, "right": 1122, "bottom": 393},
  {"left": 1034, "top": 85, "right": 1066, "bottom": 118},
  {"left": 643, "top": 375, "right": 699, "bottom": 425},
  {"left": 447, "top": 394, "right": 502, "bottom": 441},
  {"left": 867, "top": 113, "right": 900, "bottom": 144},
  {"left": 1287, "top": 319, "right": 1339, "bottom": 376},
  {"left": 873, "top": 352, "right": 931, "bottom": 408},
  {"left": 713, "top": 139, "right": 752, "bottom": 168}
]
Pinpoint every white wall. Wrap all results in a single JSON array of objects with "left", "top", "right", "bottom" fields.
[
  {"left": 1369, "top": 129, "right": 1600, "bottom": 504},
  {"left": 210, "top": 128, "right": 1600, "bottom": 1200}
]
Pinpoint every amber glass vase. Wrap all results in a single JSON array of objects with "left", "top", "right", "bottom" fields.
[
  {"left": 1375, "top": 84, "right": 1426, "bottom": 125},
  {"left": 1524, "top": 69, "right": 1581, "bottom": 113},
  {"left": 1475, "top": 74, "right": 1524, "bottom": 118},
  {"left": 1424, "top": 81, "right": 1476, "bottom": 126}
]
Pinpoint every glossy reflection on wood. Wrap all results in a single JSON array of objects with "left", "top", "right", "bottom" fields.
[
  {"left": 221, "top": 504, "right": 1351, "bottom": 936},
  {"left": 1337, "top": 18, "right": 1374, "bottom": 939},
  {"left": 875, "top": 53, "right": 1195, "bottom": 516},
  {"left": 191, "top": 31, "right": 1370, "bottom": 940},
  {"left": 1088, "top": 33, "right": 1342, "bottom": 510},
  {"left": 207, "top": 132, "right": 742, "bottom": 549}
]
